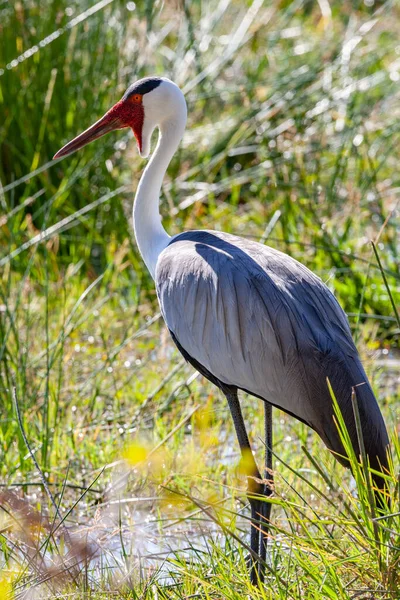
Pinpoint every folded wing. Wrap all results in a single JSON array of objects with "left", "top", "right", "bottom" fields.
[{"left": 156, "top": 230, "right": 389, "bottom": 473}]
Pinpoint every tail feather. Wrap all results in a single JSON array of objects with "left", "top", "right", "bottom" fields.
[{"left": 318, "top": 355, "right": 390, "bottom": 508}]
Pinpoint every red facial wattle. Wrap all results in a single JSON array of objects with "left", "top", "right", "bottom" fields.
[
  {"left": 106, "top": 99, "right": 144, "bottom": 153},
  {"left": 53, "top": 95, "right": 144, "bottom": 159}
]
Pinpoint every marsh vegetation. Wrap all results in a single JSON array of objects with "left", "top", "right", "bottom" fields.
[{"left": 0, "top": 0, "right": 399, "bottom": 597}]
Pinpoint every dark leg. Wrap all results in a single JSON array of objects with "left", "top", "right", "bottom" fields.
[
  {"left": 225, "top": 390, "right": 263, "bottom": 586},
  {"left": 259, "top": 402, "right": 273, "bottom": 582},
  {"left": 168, "top": 332, "right": 270, "bottom": 584}
]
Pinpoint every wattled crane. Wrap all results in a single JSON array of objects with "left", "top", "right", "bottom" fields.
[{"left": 54, "top": 77, "right": 390, "bottom": 585}]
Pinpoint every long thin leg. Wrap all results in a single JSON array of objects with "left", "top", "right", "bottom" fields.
[
  {"left": 225, "top": 390, "right": 263, "bottom": 586},
  {"left": 259, "top": 402, "right": 273, "bottom": 582}
]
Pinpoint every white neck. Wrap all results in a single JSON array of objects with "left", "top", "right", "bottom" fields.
[{"left": 133, "top": 111, "right": 186, "bottom": 279}]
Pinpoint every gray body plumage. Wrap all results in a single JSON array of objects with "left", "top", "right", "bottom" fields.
[{"left": 156, "top": 230, "right": 389, "bottom": 472}]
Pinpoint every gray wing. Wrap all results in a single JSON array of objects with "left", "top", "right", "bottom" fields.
[{"left": 155, "top": 230, "right": 389, "bottom": 471}]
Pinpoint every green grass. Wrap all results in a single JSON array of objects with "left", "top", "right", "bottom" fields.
[{"left": 0, "top": 0, "right": 399, "bottom": 597}]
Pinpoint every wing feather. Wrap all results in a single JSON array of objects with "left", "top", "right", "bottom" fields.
[{"left": 155, "top": 230, "right": 389, "bottom": 469}]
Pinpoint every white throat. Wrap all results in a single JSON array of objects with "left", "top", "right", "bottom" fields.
[{"left": 133, "top": 83, "right": 187, "bottom": 279}]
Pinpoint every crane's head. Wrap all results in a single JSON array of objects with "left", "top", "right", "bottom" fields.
[{"left": 53, "top": 77, "right": 186, "bottom": 160}]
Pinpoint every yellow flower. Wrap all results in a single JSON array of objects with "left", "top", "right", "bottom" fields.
[
  {"left": 238, "top": 448, "right": 256, "bottom": 477},
  {"left": 0, "top": 575, "right": 14, "bottom": 599},
  {"left": 122, "top": 442, "right": 148, "bottom": 466}
]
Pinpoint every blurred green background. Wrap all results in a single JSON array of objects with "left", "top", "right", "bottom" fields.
[{"left": 0, "top": 0, "right": 399, "bottom": 597}]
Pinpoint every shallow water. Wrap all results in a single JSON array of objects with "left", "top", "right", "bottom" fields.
[
  {"left": 77, "top": 348, "right": 400, "bottom": 580},
  {"left": 2, "top": 349, "right": 399, "bottom": 592}
]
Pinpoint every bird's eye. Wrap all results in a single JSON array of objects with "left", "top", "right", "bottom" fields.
[{"left": 131, "top": 94, "right": 142, "bottom": 103}]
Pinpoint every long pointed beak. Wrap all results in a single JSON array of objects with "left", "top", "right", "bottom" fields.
[{"left": 53, "top": 109, "right": 124, "bottom": 159}]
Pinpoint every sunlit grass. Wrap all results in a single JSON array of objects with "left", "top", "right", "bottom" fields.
[{"left": 0, "top": 0, "right": 399, "bottom": 597}]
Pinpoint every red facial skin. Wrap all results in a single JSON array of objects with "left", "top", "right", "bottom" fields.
[
  {"left": 53, "top": 94, "right": 144, "bottom": 159},
  {"left": 107, "top": 95, "right": 144, "bottom": 152}
]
